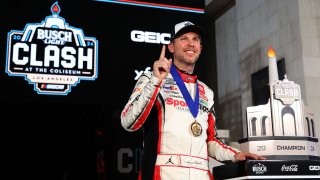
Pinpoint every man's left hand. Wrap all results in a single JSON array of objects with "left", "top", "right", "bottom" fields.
[{"left": 234, "top": 152, "right": 267, "bottom": 162}]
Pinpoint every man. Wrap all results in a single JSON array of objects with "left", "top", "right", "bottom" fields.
[{"left": 121, "top": 21, "right": 266, "bottom": 180}]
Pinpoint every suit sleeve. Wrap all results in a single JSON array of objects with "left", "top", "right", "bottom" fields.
[
  {"left": 206, "top": 106, "right": 241, "bottom": 162},
  {"left": 120, "top": 73, "right": 162, "bottom": 132}
]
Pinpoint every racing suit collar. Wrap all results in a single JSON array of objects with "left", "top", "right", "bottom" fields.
[{"left": 174, "top": 65, "right": 197, "bottom": 83}]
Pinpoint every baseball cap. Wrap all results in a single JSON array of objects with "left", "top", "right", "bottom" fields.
[{"left": 171, "top": 21, "right": 204, "bottom": 42}]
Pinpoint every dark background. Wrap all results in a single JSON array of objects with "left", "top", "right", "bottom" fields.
[{"left": 1, "top": 0, "right": 205, "bottom": 179}]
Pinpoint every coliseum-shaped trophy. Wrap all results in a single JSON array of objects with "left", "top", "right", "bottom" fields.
[
  {"left": 239, "top": 47, "right": 320, "bottom": 160},
  {"left": 212, "top": 47, "right": 320, "bottom": 179}
]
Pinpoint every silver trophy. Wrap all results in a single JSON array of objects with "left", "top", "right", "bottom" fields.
[{"left": 239, "top": 47, "right": 320, "bottom": 160}]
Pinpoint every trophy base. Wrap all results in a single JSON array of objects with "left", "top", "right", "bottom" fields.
[
  {"left": 212, "top": 159, "right": 320, "bottom": 180},
  {"left": 238, "top": 136, "right": 320, "bottom": 160}
]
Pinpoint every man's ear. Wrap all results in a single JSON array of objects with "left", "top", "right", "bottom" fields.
[{"left": 168, "top": 43, "right": 174, "bottom": 53}]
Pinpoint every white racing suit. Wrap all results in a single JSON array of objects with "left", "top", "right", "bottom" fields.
[{"left": 121, "top": 68, "right": 241, "bottom": 180}]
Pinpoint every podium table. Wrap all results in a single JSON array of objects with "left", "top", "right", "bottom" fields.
[{"left": 212, "top": 159, "right": 320, "bottom": 180}]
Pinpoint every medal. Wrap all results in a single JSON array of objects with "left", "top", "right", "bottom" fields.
[
  {"left": 170, "top": 65, "right": 201, "bottom": 137},
  {"left": 191, "top": 120, "right": 202, "bottom": 137}
]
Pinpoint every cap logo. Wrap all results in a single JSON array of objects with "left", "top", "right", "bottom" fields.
[{"left": 184, "top": 22, "right": 193, "bottom": 26}]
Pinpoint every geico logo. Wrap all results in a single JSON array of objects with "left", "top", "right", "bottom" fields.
[
  {"left": 12, "top": 43, "right": 93, "bottom": 69},
  {"left": 166, "top": 98, "right": 188, "bottom": 107},
  {"left": 131, "top": 30, "right": 170, "bottom": 44},
  {"left": 309, "top": 165, "right": 320, "bottom": 170}
]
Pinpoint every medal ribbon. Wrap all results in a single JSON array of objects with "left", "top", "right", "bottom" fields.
[{"left": 170, "top": 65, "right": 199, "bottom": 118}]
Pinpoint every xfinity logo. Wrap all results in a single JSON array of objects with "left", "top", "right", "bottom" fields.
[
  {"left": 131, "top": 30, "right": 170, "bottom": 44},
  {"left": 134, "top": 67, "right": 151, "bottom": 80}
]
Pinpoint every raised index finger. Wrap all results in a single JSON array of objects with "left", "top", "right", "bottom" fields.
[{"left": 159, "top": 45, "right": 166, "bottom": 59}]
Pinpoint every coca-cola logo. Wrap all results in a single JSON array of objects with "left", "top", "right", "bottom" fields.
[{"left": 281, "top": 165, "right": 298, "bottom": 172}]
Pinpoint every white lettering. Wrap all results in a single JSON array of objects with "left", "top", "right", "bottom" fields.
[
  {"left": 134, "top": 67, "right": 151, "bottom": 80},
  {"left": 131, "top": 30, "right": 170, "bottom": 44},
  {"left": 37, "top": 29, "right": 72, "bottom": 43},
  {"left": 61, "top": 47, "right": 76, "bottom": 68},
  {"left": 30, "top": 44, "right": 43, "bottom": 66},
  {"left": 78, "top": 48, "right": 93, "bottom": 69},
  {"left": 44, "top": 45, "right": 60, "bottom": 67},
  {"left": 134, "top": 70, "right": 143, "bottom": 80},
  {"left": 12, "top": 43, "right": 29, "bottom": 65}
]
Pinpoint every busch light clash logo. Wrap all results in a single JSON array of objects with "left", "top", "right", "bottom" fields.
[{"left": 6, "top": 2, "right": 98, "bottom": 95}]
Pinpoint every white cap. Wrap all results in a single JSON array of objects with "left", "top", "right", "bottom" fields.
[{"left": 171, "top": 21, "right": 204, "bottom": 42}]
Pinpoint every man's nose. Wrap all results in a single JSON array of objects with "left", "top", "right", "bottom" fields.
[{"left": 187, "top": 39, "right": 196, "bottom": 46}]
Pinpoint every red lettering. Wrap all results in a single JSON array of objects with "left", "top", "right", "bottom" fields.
[{"left": 166, "top": 98, "right": 188, "bottom": 107}]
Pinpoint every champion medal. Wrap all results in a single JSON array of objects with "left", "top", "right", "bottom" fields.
[
  {"left": 170, "top": 65, "right": 201, "bottom": 137},
  {"left": 191, "top": 120, "right": 202, "bottom": 136}
]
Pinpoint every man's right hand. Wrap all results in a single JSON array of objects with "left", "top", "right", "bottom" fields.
[{"left": 153, "top": 45, "right": 172, "bottom": 80}]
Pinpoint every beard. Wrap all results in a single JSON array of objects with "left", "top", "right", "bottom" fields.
[{"left": 175, "top": 53, "right": 199, "bottom": 65}]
